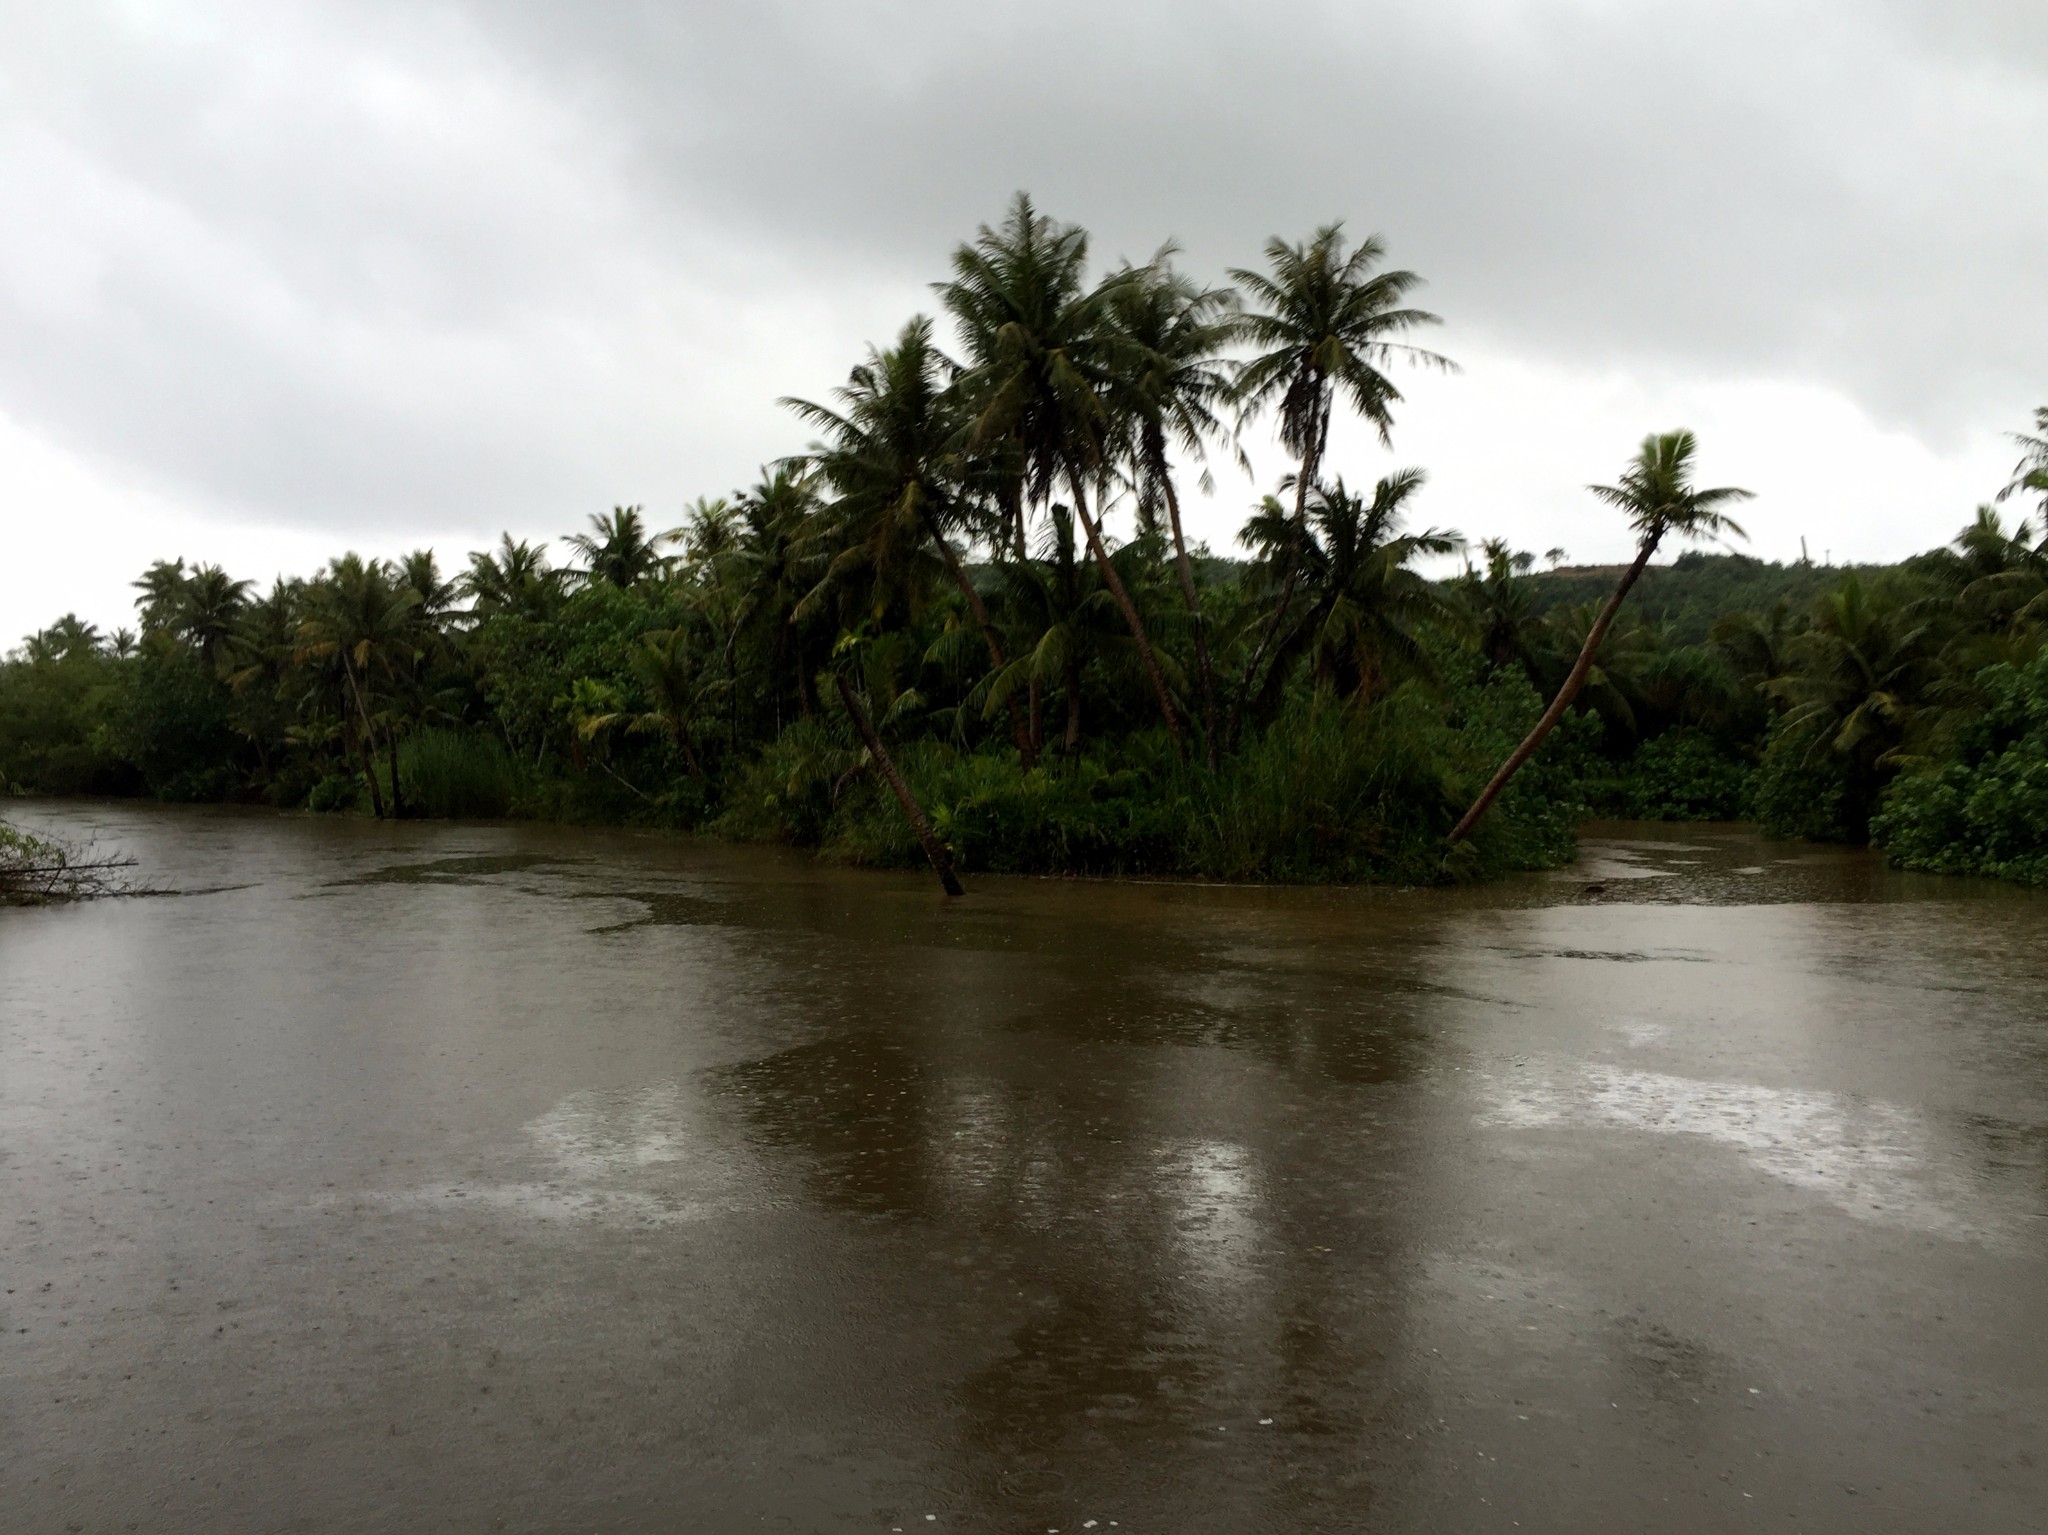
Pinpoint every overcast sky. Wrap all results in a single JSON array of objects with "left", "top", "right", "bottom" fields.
[{"left": 3, "top": 0, "right": 2044, "bottom": 641}]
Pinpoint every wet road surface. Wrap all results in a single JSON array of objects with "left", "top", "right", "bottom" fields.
[{"left": 3, "top": 804, "right": 2046, "bottom": 1532}]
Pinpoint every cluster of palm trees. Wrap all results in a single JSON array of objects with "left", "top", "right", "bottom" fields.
[
  {"left": 759, "top": 197, "right": 1457, "bottom": 781},
  {"left": 8, "top": 194, "right": 2042, "bottom": 882}
]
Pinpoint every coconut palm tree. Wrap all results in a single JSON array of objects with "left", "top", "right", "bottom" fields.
[
  {"left": 462, "top": 535, "right": 563, "bottom": 621},
  {"left": 1457, "top": 540, "right": 1547, "bottom": 683},
  {"left": 1239, "top": 471, "right": 1461, "bottom": 709},
  {"left": 983, "top": 503, "right": 1137, "bottom": 755},
  {"left": 720, "top": 467, "right": 829, "bottom": 727},
  {"left": 1227, "top": 224, "right": 1452, "bottom": 744},
  {"left": 570, "top": 627, "right": 725, "bottom": 783},
  {"left": 567, "top": 507, "right": 676, "bottom": 589},
  {"left": 176, "top": 565, "right": 253, "bottom": 672},
  {"left": 1107, "top": 253, "right": 1240, "bottom": 764},
  {"left": 225, "top": 579, "right": 306, "bottom": 774},
  {"left": 938, "top": 193, "right": 1186, "bottom": 755},
  {"left": 34, "top": 614, "right": 103, "bottom": 660},
  {"left": 1448, "top": 431, "right": 1752, "bottom": 844},
  {"left": 1766, "top": 574, "right": 1940, "bottom": 829},
  {"left": 297, "top": 556, "right": 422, "bottom": 819},
  {"left": 132, "top": 559, "right": 188, "bottom": 636},
  {"left": 1923, "top": 506, "right": 2048, "bottom": 640},
  {"left": 784, "top": 319, "right": 1036, "bottom": 761},
  {"left": 1998, "top": 406, "right": 2048, "bottom": 518}
]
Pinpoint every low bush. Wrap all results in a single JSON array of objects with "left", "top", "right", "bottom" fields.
[
  {"left": 1872, "top": 653, "right": 2048, "bottom": 885},
  {"left": 1605, "top": 728, "right": 1753, "bottom": 821}
]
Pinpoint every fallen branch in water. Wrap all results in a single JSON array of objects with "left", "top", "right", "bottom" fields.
[{"left": 1, "top": 820, "right": 141, "bottom": 904}]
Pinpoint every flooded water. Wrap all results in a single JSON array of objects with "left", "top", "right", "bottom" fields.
[{"left": 4, "top": 803, "right": 2046, "bottom": 1533}]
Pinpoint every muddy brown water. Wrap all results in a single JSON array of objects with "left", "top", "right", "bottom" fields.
[{"left": 3, "top": 803, "right": 2046, "bottom": 1533}]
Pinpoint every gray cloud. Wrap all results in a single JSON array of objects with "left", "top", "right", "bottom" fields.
[
  {"left": 0, "top": 0, "right": 2042, "bottom": 560},
  {"left": 475, "top": 0, "right": 2046, "bottom": 411}
]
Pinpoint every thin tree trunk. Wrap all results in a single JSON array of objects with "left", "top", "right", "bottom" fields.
[
  {"left": 1228, "top": 427, "right": 1324, "bottom": 750},
  {"left": 920, "top": 506, "right": 1036, "bottom": 768},
  {"left": 1063, "top": 653, "right": 1083, "bottom": 754},
  {"left": 1068, "top": 479, "right": 1185, "bottom": 759},
  {"left": 835, "top": 673, "right": 964, "bottom": 897},
  {"left": 671, "top": 717, "right": 706, "bottom": 778},
  {"left": 386, "top": 729, "right": 405, "bottom": 819},
  {"left": 1446, "top": 537, "right": 1661, "bottom": 845},
  {"left": 1028, "top": 677, "right": 1043, "bottom": 757},
  {"left": 1158, "top": 467, "right": 1218, "bottom": 770},
  {"left": 340, "top": 657, "right": 387, "bottom": 820}
]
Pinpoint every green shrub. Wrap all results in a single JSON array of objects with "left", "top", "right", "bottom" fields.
[
  {"left": 398, "top": 729, "right": 521, "bottom": 819},
  {"left": 0, "top": 645, "right": 136, "bottom": 795},
  {"left": 1872, "top": 653, "right": 2048, "bottom": 885},
  {"left": 305, "top": 772, "right": 363, "bottom": 814},
  {"left": 116, "top": 644, "right": 243, "bottom": 801},
  {"left": 715, "top": 663, "right": 1588, "bottom": 886},
  {"left": 1610, "top": 728, "right": 1752, "bottom": 820},
  {"left": 1749, "top": 717, "right": 1861, "bottom": 842}
]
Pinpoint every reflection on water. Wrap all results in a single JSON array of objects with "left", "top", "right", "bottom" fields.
[
  {"left": 1482, "top": 1059, "right": 2041, "bottom": 1240},
  {"left": 3, "top": 805, "right": 2046, "bottom": 1533}
]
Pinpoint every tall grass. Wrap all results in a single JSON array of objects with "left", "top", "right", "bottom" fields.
[{"left": 398, "top": 729, "right": 521, "bottom": 819}]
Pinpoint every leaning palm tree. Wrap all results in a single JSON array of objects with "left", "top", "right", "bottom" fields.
[
  {"left": 1447, "top": 431, "right": 1752, "bottom": 844},
  {"left": 829, "top": 631, "right": 964, "bottom": 897},
  {"left": 938, "top": 193, "right": 1186, "bottom": 755},
  {"left": 1107, "top": 253, "right": 1241, "bottom": 764},
  {"left": 1227, "top": 224, "right": 1452, "bottom": 743}
]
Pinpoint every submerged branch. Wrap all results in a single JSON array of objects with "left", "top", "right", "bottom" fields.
[{"left": 1, "top": 821, "right": 142, "bottom": 905}]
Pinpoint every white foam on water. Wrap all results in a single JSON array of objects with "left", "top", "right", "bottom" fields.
[{"left": 1483, "top": 1061, "right": 2007, "bottom": 1241}]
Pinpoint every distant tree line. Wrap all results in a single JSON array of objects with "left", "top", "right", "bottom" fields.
[{"left": 3, "top": 199, "right": 2043, "bottom": 887}]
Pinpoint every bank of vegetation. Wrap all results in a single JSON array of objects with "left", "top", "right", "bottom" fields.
[{"left": 3, "top": 200, "right": 2044, "bottom": 887}]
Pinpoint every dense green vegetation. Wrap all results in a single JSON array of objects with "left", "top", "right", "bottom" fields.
[{"left": 3, "top": 203, "right": 2043, "bottom": 886}]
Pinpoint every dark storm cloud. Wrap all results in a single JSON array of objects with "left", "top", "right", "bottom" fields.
[{"left": 0, "top": 0, "right": 2042, "bottom": 541}]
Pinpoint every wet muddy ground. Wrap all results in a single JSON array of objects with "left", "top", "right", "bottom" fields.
[{"left": 3, "top": 804, "right": 2045, "bottom": 1532}]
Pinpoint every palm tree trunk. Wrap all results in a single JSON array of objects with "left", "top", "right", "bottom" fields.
[
  {"left": 1446, "top": 536, "right": 1661, "bottom": 845},
  {"left": 920, "top": 507, "right": 1037, "bottom": 768},
  {"left": 1158, "top": 469, "right": 1219, "bottom": 770},
  {"left": 1063, "top": 653, "right": 1083, "bottom": 754},
  {"left": 1068, "top": 479, "right": 1185, "bottom": 758},
  {"left": 1228, "top": 426, "right": 1324, "bottom": 749},
  {"left": 386, "top": 729, "right": 405, "bottom": 819},
  {"left": 834, "top": 673, "right": 964, "bottom": 897},
  {"left": 671, "top": 716, "right": 706, "bottom": 778},
  {"left": 340, "top": 658, "right": 388, "bottom": 820}
]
